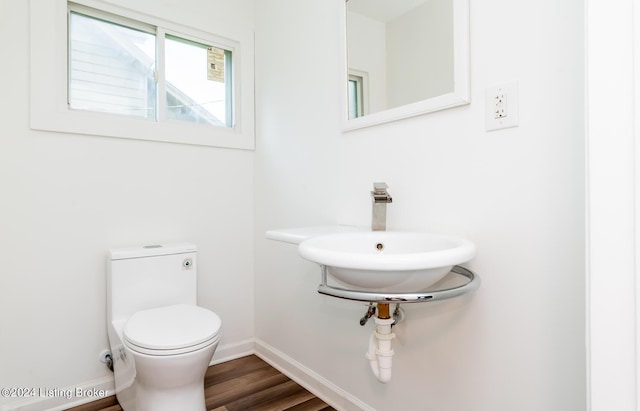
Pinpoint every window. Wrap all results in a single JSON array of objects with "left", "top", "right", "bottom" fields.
[
  {"left": 68, "top": 11, "right": 158, "bottom": 120},
  {"left": 347, "top": 69, "right": 368, "bottom": 120},
  {"left": 68, "top": 7, "right": 233, "bottom": 127},
  {"left": 30, "top": 0, "right": 254, "bottom": 149},
  {"left": 348, "top": 74, "right": 364, "bottom": 119},
  {"left": 164, "top": 35, "right": 232, "bottom": 126}
]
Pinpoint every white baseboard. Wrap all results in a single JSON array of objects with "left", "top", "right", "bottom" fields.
[
  {"left": 254, "top": 339, "right": 375, "bottom": 411},
  {"left": 210, "top": 337, "right": 256, "bottom": 365}
]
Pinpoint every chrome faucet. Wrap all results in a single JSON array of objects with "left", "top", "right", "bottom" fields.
[{"left": 371, "top": 182, "right": 392, "bottom": 231}]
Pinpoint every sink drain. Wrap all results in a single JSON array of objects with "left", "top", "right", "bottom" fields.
[{"left": 376, "top": 243, "right": 384, "bottom": 251}]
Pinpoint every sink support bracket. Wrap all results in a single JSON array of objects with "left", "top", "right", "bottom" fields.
[{"left": 317, "top": 265, "right": 480, "bottom": 303}]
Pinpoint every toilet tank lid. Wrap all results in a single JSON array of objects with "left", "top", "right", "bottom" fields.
[{"left": 109, "top": 243, "right": 196, "bottom": 260}]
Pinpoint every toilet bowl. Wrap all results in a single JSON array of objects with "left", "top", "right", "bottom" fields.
[{"left": 107, "top": 243, "right": 222, "bottom": 411}]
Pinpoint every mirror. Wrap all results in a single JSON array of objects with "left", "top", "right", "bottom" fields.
[{"left": 342, "top": 0, "right": 469, "bottom": 130}]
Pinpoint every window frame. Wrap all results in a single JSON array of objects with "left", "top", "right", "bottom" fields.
[
  {"left": 348, "top": 74, "right": 364, "bottom": 119},
  {"left": 30, "top": 0, "right": 254, "bottom": 150},
  {"left": 347, "top": 69, "right": 369, "bottom": 120}
]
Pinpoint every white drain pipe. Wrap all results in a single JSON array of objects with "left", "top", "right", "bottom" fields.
[{"left": 365, "top": 316, "right": 396, "bottom": 383}]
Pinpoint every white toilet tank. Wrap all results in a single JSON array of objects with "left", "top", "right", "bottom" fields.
[{"left": 108, "top": 243, "right": 199, "bottom": 323}]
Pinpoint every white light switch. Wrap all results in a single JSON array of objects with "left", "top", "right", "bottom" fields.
[{"left": 486, "top": 82, "right": 518, "bottom": 131}]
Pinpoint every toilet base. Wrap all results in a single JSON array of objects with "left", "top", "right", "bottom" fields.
[
  {"left": 134, "top": 384, "right": 207, "bottom": 411},
  {"left": 116, "top": 341, "right": 218, "bottom": 411}
]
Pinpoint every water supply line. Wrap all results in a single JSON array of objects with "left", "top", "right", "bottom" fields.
[
  {"left": 359, "top": 303, "right": 376, "bottom": 326},
  {"left": 365, "top": 303, "right": 396, "bottom": 383}
]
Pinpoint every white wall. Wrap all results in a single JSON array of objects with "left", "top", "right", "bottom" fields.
[
  {"left": 255, "top": 0, "right": 585, "bottom": 410},
  {"left": 387, "top": 0, "right": 454, "bottom": 106},
  {"left": 347, "top": 0, "right": 454, "bottom": 115},
  {"left": 347, "top": 12, "right": 387, "bottom": 114},
  {"left": 0, "top": 1, "right": 254, "bottom": 409},
  {"left": 586, "top": 0, "right": 638, "bottom": 409}
]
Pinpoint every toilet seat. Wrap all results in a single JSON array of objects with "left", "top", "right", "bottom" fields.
[{"left": 124, "top": 304, "right": 221, "bottom": 356}]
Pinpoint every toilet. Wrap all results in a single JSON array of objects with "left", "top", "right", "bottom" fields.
[{"left": 106, "top": 243, "right": 221, "bottom": 411}]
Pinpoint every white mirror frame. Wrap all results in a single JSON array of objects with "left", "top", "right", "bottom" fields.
[{"left": 340, "top": 0, "right": 470, "bottom": 131}]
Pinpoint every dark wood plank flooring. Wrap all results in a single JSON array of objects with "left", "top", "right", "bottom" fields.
[{"left": 66, "top": 355, "right": 335, "bottom": 411}]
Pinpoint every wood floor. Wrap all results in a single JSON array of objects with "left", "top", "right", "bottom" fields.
[{"left": 66, "top": 355, "right": 335, "bottom": 411}]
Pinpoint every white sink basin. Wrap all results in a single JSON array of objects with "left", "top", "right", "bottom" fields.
[{"left": 298, "top": 231, "right": 475, "bottom": 292}]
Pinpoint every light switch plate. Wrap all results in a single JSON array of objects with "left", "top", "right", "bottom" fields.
[{"left": 485, "top": 82, "right": 519, "bottom": 131}]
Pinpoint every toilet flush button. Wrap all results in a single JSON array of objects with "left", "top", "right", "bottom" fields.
[{"left": 182, "top": 258, "right": 193, "bottom": 270}]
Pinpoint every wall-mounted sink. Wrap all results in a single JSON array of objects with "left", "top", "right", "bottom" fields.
[{"left": 298, "top": 231, "right": 475, "bottom": 292}]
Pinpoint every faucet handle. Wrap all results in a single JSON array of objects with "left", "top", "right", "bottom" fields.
[
  {"left": 372, "top": 182, "right": 392, "bottom": 203},
  {"left": 373, "top": 182, "right": 389, "bottom": 193}
]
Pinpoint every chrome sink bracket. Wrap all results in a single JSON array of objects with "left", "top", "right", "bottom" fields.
[
  {"left": 317, "top": 265, "right": 480, "bottom": 303},
  {"left": 391, "top": 304, "right": 404, "bottom": 327},
  {"left": 359, "top": 303, "right": 377, "bottom": 326},
  {"left": 320, "top": 264, "right": 328, "bottom": 285}
]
